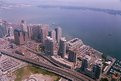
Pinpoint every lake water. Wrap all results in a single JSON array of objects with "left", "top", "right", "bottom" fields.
[{"left": 0, "top": 1, "right": 121, "bottom": 60}]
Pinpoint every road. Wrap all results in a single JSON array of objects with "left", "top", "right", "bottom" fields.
[
  {"left": 26, "top": 47, "right": 95, "bottom": 81},
  {"left": 0, "top": 50, "right": 95, "bottom": 81}
]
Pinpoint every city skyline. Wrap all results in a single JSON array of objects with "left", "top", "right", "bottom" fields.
[
  {"left": 0, "top": 0, "right": 121, "bottom": 81},
  {"left": 0, "top": 19, "right": 121, "bottom": 81}
]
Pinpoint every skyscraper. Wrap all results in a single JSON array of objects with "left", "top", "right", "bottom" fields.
[
  {"left": 45, "top": 36, "right": 55, "bottom": 56},
  {"left": 7, "top": 26, "right": 14, "bottom": 37},
  {"left": 27, "top": 25, "right": 32, "bottom": 40},
  {"left": 30, "top": 25, "right": 41, "bottom": 41},
  {"left": 58, "top": 37, "right": 66, "bottom": 58},
  {"left": 28, "top": 24, "right": 48, "bottom": 43},
  {"left": 14, "top": 29, "right": 28, "bottom": 45},
  {"left": 49, "top": 30, "right": 56, "bottom": 41},
  {"left": 14, "top": 29, "right": 24, "bottom": 45},
  {"left": 92, "top": 64, "right": 101, "bottom": 79},
  {"left": 40, "top": 24, "right": 49, "bottom": 44},
  {"left": 20, "top": 20, "right": 28, "bottom": 32},
  {"left": 0, "top": 21, "right": 7, "bottom": 38},
  {"left": 80, "top": 59, "right": 88, "bottom": 72},
  {"left": 68, "top": 50, "right": 77, "bottom": 62},
  {"left": 55, "top": 27, "right": 62, "bottom": 43}
]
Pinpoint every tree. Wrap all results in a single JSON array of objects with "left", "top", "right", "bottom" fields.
[{"left": 100, "top": 78, "right": 109, "bottom": 81}]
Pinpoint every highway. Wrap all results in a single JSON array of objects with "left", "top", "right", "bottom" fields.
[
  {"left": 0, "top": 50, "right": 95, "bottom": 81},
  {"left": 25, "top": 47, "right": 63, "bottom": 68},
  {"left": 26, "top": 47, "right": 95, "bottom": 81}
]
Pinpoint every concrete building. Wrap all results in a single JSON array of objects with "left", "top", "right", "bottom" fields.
[
  {"left": 55, "top": 27, "right": 62, "bottom": 43},
  {"left": 7, "top": 26, "right": 14, "bottom": 37},
  {"left": 20, "top": 20, "right": 28, "bottom": 32},
  {"left": 80, "top": 59, "right": 88, "bottom": 72},
  {"left": 27, "top": 25, "right": 32, "bottom": 40},
  {"left": 31, "top": 25, "right": 42, "bottom": 42},
  {"left": 45, "top": 37, "right": 55, "bottom": 56},
  {"left": 27, "top": 24, "right": 49, "bottom": 43},
  {"left": 0, "top": 21, "right": 7, "bottom": 38},
  {"left": 40, "top": 24, "right": 49, "bottom": 44},
  {"left": 92, "top": 64, "right": 101, "bottom": 79},
  {"left": 66, "top": 38, "right": 83, "bottom": 51},
  {"left": 68, "top": 50, "right": 77, "bottom": 63},
  {"left": 48, "top": 30, "right": 56, "bottom": 41},
  {"left": 14, "top": 29, "right": 29, "bottom": 45},
  {"left": 58, "top": 37, "right": 66, "bottom": 58},
  {"left": 51, "top": 56, "right": 74, "bottom": 69}
]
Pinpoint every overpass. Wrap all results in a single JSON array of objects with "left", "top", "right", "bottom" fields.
[
  {"left": 25, "top": 47, "right": 95, "bottom": 81},
  {"left": 0, "top": 50, "right": 95, "bottom": 81}
]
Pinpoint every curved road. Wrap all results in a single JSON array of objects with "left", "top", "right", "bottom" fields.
[{"left": 1, "top": 50, "right": 95, "bottom": 81}]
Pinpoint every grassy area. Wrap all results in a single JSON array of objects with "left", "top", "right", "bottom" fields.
[
  {"left": 14, "top": 66, "right": 32, "bottom": 81},
  {"left": 30, "top": 65, "right": 57, "bottom": 76},
  {"left": 13, "top": 65, "right": 60, "bottom": 81}
]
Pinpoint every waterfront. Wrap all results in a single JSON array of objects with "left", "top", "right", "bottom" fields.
[{"left": 0, "top": 1, "right": 121, "bottom": 60}]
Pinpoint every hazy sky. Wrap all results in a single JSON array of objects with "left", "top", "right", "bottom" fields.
[{"left": 5, "top": 0, "right": 121, "bottom": 10}]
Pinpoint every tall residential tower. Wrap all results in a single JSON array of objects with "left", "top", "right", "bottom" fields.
[
  {"left": 45, "top": 37, "right": 55, "bottom": 56},
  {"left": 58, "top": 37, "right": 66, "bottom": 58},
  {"left": 40, "top": 24, "right": 49, "bottom": 44},
  {"left": 20, "top": 20, "right": 28, "bottom": 32},
  {"left": 14, "top": 29, "right": 28, "bottom": 45},
  {"left": 55, "top": 27, "right": 62, "bottom": 43}
]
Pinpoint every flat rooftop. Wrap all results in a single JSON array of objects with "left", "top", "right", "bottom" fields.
[{"left": 51, "top": 56, "right": 74, "bottom": 67}]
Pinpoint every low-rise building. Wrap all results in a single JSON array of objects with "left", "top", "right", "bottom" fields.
[
  {"left": 51, "top": 56, "right": 74, "bottom": 69},
  {"left": 66, "top": 38, "right": 83, "bottom": 51}
]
